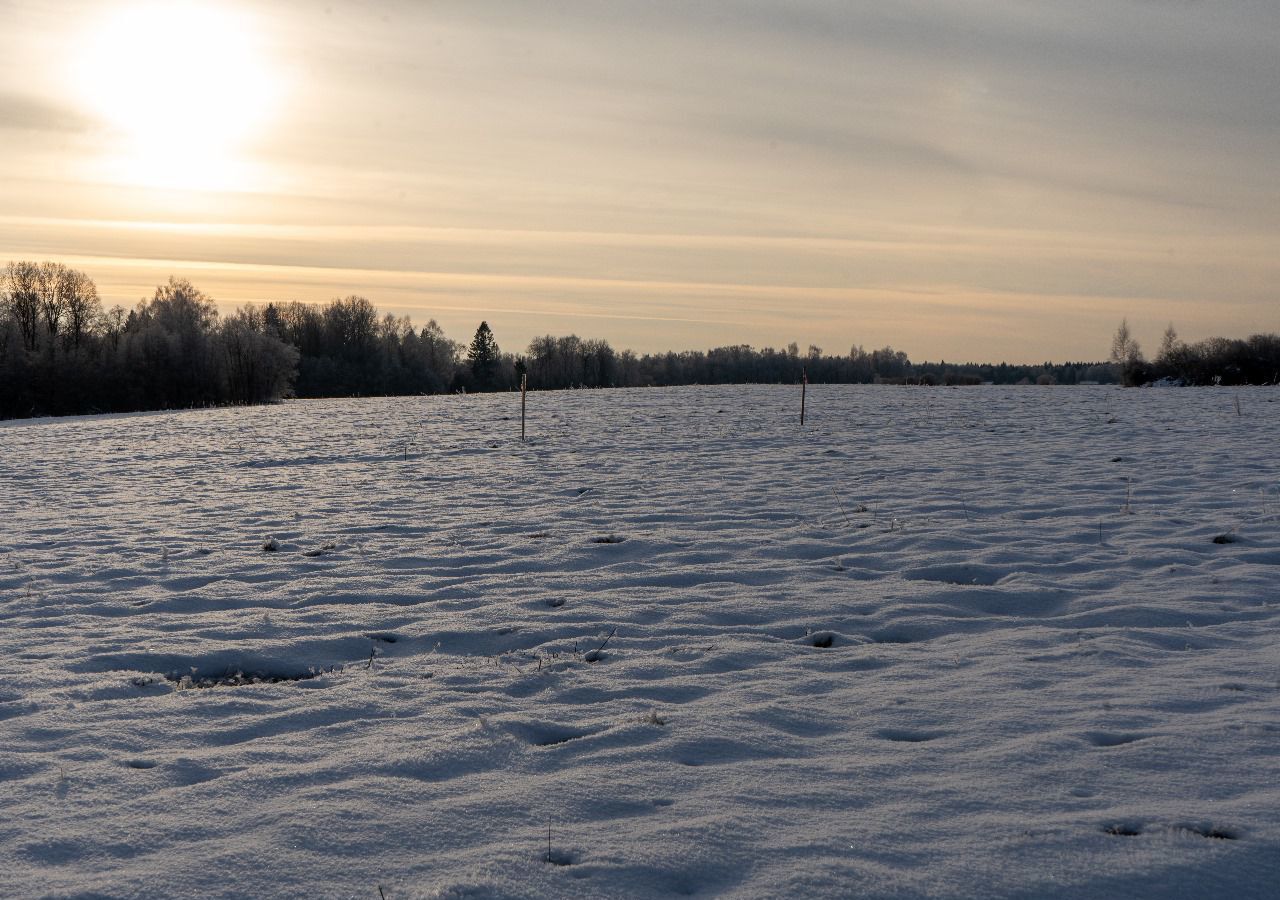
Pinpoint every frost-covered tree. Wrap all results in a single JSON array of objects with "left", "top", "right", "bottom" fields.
[
  {"left": 417, "top": 319, "right": 461, "bottom": 391},
  {"left": 1154, "top": 323, "right": 1190, "bottom": 383},
  {"left": 1157, "top": 324, "right": 1180, "bottom": 361},
  {"left": 1110, "top": 319, "right": 1147, "bottom": 386},
  {"left": 146, "top": 276, "right": 219, "bottom": 334},
  {"left": 1110, "top": 319, "right": 1138, "bottom": 364},
  {"left": 219, "top": 312, "right": 300, "bottom": 404}
]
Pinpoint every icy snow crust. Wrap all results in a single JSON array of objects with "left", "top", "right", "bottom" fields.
[{"left": 2, "top": 385, "right": 1278, "bottom": 899}]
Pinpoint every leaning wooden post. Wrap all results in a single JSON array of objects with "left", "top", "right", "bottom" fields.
[
  {"left": 800, "top": 367, "right": 808, "bottom": 426},
  {"left": 520, "top": 373, "right": 527, "bottom": 441}
]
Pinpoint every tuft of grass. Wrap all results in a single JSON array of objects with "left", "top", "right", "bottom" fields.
[{"left": 584, "top": 627, "right": 617, "bottom": 662}]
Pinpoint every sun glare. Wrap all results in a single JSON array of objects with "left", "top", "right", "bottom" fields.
[{"left": 73, "top": 2, "right": 282, "bottom": 192}]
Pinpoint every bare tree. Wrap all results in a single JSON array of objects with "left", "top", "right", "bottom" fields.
[
  {"left": 1110, "top": 319, "right": 1147, "bottom": 386},
  {"left": 323, "top": 295, "right": 378, "bottom": 359},
  {"left": 1157, "top": 324, "right": 1179, "bottom": 361},
  {"left": 3, "top": 261, "right": 42, "bottom": 351},
  {"left": 102, "top": 305, "right": 127, "bottom": 351},
  {"left": 61, "top": 267, "right": 100, "bottom": 350},
  {"left": 37, "top": 262, "right": 70, "bottom": 344},
  {"left": 1110, "top": 319, "right": 1142, "bottom": 365}
]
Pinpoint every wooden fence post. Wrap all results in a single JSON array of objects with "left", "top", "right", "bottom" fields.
[{"left": 800, "top": 368, "right": 808, "bottom": 426}]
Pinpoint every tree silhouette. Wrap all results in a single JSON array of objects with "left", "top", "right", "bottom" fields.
[
  {"left": 2, "top": 261, "right": 41, "bottom": 351},
  {"left": 467, "top": 320, "right": 500, "bottom": 389},
  {"left": 1109, "top": 319, "right": 1147, "bottom": 386}
]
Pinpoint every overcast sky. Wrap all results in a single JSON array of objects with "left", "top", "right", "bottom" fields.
[{"left": 2, "top": 0, "right": 1278, "bottom": 361}]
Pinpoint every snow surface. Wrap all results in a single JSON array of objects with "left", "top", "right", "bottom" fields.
[{"left": 2, "top": 385, "right": 1279, "bottom": 899}]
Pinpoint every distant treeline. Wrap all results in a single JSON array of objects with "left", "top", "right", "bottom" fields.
[
  {"left": 3, "top": 260, "right": 1269, "bottom": 420},
  {"left": 1110, "top": 321, "right": 1280, "bottom": 387},
  {"left": 1, "top": 264, "right": 298, "bottom": 419}
]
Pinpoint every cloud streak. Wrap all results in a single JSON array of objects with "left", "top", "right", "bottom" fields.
[{"left": 1, "top": 0, "right": 1277, "bottom": 360}]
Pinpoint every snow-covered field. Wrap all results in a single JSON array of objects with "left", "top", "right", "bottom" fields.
[{"left": 2, "top": 385, "right": 1278, "bottom": 899}]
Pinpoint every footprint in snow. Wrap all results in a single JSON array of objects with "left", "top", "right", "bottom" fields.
[
  {"left": 1102, "top": 822, "right": 1143, "bottom": 837},
  {"left": 506, "top": 721, "right": 597, "bottom": 747},
  {"left": 876, "top": 728, "right": 947, "bottom": 743},
  {"left": 1102, "top": 821, "right": 1238, "bottom": 840},
  {"left": 1085, "top": 731, "right": 1146, "bottom": 748},
  {"left": 902, "top": 564, "right": 1006, "bottom": 586},
  {"left": 869, "top": 630, "right": 916, "bottom": 645},
  {"left": 544, "top": 847, "right": 577, "bottom": 866},
  {"left": 1179, "top": 824, "right": 1239, "bottom": 841}
]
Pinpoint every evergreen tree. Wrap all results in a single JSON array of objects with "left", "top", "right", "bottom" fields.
[{"left": 468, "top": 320, "right": 500, "bottom": 389}]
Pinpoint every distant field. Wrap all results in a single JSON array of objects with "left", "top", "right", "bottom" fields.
[{"left": 2, "top": 385, "right": 1278, "bottom": 898}]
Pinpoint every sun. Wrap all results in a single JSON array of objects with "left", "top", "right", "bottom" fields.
[{"left": 73, "top": 2, "right": 282, "bottom": 192}]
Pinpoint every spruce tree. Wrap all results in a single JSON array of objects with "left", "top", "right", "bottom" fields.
[{"left": 467, "top": 320, "right": 500, "bottom": 389}]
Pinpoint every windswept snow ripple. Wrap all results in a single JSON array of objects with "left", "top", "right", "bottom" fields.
[{"left": 2, "top": 385, "right": 1278, "bottom": 898}]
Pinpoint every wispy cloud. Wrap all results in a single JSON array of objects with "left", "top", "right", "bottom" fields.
[
  {"left": 2, "top": 0, "right": 1277, "bottom": 360},
  {"left": 0, "top": 91, "right": 90, "bottom": 134}
]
